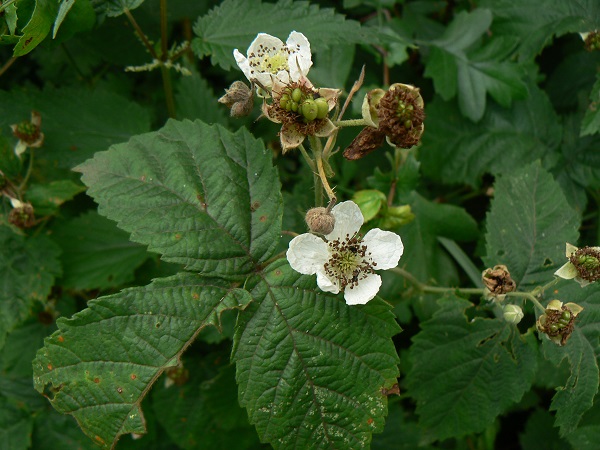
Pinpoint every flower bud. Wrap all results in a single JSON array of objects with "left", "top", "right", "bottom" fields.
[
  {"left": 503, "top": 304, "right": 524, "bottom": 324},
  {"left": 305, "top": 207, "right": 335, "bottom": 235},
  {"left": 218, "top": 81, "right": 254, "bottom": 117}
]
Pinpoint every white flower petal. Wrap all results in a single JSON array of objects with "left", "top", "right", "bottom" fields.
[
  {"left": 575, "top": 277, "right": 592, "bottom": 288},
  {"left": 363, "top": 228, "right": 404, "bottom": 270},
  {"left": 286, "top": 31, "right": 312, "bottom": 81},
  {"left": 14, "top": 140, "right": 27, "bottom": 157},
  {"left": 326, "top": 201, "right": 364, "bottom": 242},
  {"left": 316, "top": 269, "right": 340, "bottom": 294},
  {"left": 287, "top": 233, "right": 329, "bottom": 275},
  {"left": 554, "top": 262, "right": 579, "bottom": 280},
  {"left": 233, "top": 48, "right": 252, "bottom": 82},
  {"left": 344, "top": 273, "right": 381, "bottom": 305}
]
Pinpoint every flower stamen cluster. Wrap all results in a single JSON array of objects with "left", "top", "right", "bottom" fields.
[
  {"left": 324, "top": 234, "right": 377, "bottom": 291},
  {"left": 378, "top": 84, "right": 425, "bottom": 148},
  {"left": 536, "top": 300, "right": 583, "bottom": 346}
]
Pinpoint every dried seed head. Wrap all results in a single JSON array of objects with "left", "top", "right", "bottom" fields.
[
  {"left": 305, "top": 207, "right": 335, "bottom": 235},
  {"left": 8, "top": 202, "right": 36, "bottom": 228},
  {"left": 482, "top": 264, "right": 517, "bottom": 296},
  {"left": 536, "top": 300, "right": 583, "bottom": 346}
]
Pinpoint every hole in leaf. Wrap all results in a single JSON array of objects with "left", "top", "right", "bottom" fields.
[{"left": 543, "top": 258, "right": 553, "bottom": 267}]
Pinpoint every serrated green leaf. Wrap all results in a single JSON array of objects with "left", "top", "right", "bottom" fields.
[
  {"left": 480, "top": 0, "right": 600, "bottom": 60},
  {"left": 421, "top": 85, "right": 562, "bottom": 186},
  {"left": 353, "top": 189, "right": 386, "bottom": 222},
  {"left": 32, "top": 273, "right": 252, "bottom": 449},
  {"left": 52, "top": 211, "right": 149, "bottom": 290},
  {"left": 13, "top": 0, "right": 58, "bottom": 57},
  {"left": 406, "top": 294, "right": 538, "bottom": 440},
  {"left": 484, "top": 162, "right": 580, "bottom": 290},
  {"left": 192, "top": 0, "right": 373, "bottom": 71},
  {"left": 541, "top": 282, "right": 600, "bottom": 436},
  {"left": 0, "top": 228, "right": 61, "bottom": 350},
  {"left": 431, "top": 8, "right": 492, "bottom": 53},
  {"left": 0, "top": 396, "right": 33, "bottom": 450},
  {"left": 565, "top": 398, "right": 600, "bottom": 450},
  {"left": 0, "top": 87, "right": 151, "bottom": 169},
  {"left": 90, "top": 0, "right": 145, "bottom": 17},
  {"left": 52, "top": 0, "right": 95, "bottom": 42},
  {"left": 519, "top": 408, "right": 565, "bottom": 450},
  {"left": 3, "top": 3, "right": 18, "bottom": 36},
  {"left": 75, "top": 119, "right": 282, "bottom": 279},
  {"left": 233, "top": 259, "right": 400, "bottom": 449},
  {"left": 308, "top": 44, "right": 356, "bottom": 89},
  {"left": 581, "top": 75, "right": 600, "bottom": 136},
  {"left": 152, "top": 356, "right": 261, "bottom": 450},
  {"left": 25, "top": 180, "right": 85, "bottom": 216}
]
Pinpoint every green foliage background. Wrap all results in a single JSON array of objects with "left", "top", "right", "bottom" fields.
[{"left": 1, "top": 1, "right": 600, "bottom": 449}]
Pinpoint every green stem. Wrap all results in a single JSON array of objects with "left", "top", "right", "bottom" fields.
[
  {"left": 506, "top": 292, "right": 546, "bottom": 314},
  {"left": 333, "top": 118, "right": 368, "bottom": 128},
  {"left": 309, "top": 136, "right": 336, "bottom": 204},
  {"left": 124, "top": 9, "right": 159, "bottom": 59},
  {"left": 161, "top": 65, "right": 177, "bottom": 118},
  {"left": 18, "top": 149, "right": 34, "bottom": 192},
  {"left": 297, "top": 143, "right": 315, "bottom": 172},
  {"left": 159, "top": 0, "right": 169, "bottom": 61}
]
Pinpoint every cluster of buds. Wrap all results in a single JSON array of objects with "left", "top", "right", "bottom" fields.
[
  {"left": 536, "top": 300, "right": 583, "bottom": 346},
  {"left": 344, "top": 83, "right": 425, "bottom": 160},
  {"left": 218, "top": 81, "right": 254, "bottom": 118}
]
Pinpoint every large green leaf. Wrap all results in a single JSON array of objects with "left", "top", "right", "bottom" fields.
[
  {"left": 0, "top": 87, "right": 151, "bottom": 169},
  {"left": 421, "top": 85, "right": 561, "bottom": 187},
  {"left": 76, "top": 119, "right": 282, "bottom": 279},
  {"left": 565, "top": 398, "right": 600, "bottom": 450},
  {"left": 175, "top": 69, "right": 229, "bottom": 125},
  {"left": 423, "top": 9, "right": 528, "bottom": 121},
  {"left": 13, "top": 0, "right": 59, "bottom": 57},
  {"left": 233, "top": 260, "right": 400, "bottom": 449},
  {"left": 192, "top": 0, "right": 373, "bottom": 70},
  {"left": 51, "top": 211, "right": 149, "bottom": 291},
  {"left": 0, "top": 228, "right": 61, "bottom": 350},
  {"left": 32, "top": 273, "right": 252, "bottom": 449},
  {"left": 405, "top": 294, "right": 538, "bottom": 440},
  {"left": 0, "top": 396, "right": 33, "bottom": 450},
  {"left": 25, "top": 180, "right": 86, "bottom": 216},
  {"left": 541, "top": 282, "right": 600, "bottom": 436},
  {"left": 90, "top": 0, "right": 145, "bottom": 17},
  {"left": 484, "top": 163, "right": 580, "bottom": 290},
  {"left": 480, "top": 0, "right": 600, "bottom": 61}
]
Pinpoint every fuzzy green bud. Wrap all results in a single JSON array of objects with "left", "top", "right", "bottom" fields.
[{"left": 503, "top": 304, "right": 524, "bottom": 324}]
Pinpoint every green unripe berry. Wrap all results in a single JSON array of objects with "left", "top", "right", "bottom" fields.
[
  {"left": 549, "top": 324, "right": 560, "bottom": 333},
  {"left": 561, "top": 311, "right": 571, "bottom": 321},
  {"left": 404, "top": 120, "right": 412, "bottom": 129},
  {"left": 280, "top": 96, "right": 289, "bottom": 110},
  {"left": 291, "top": 88, "right": 303, "bottom": 103},
  {"left": 315, "top": 98, "right": 329, "bottom": 119},
  {"left": 291, "top": 102, "right": 298, "bottom": 112},
  {"left": 301, "top": 99, "right": 318, "bottom": 121}
]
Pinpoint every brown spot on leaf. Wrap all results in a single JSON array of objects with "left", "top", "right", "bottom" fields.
[
  {"left": 94, "top": 378, "right": 100, "bottom": 383},
  {"left": 47, "top": 364, "right": 53, "bottom": 371},
  {"left": 250, "top": 201, "right": 260, "bottom": 212},
  {"left": 260, "top": 215, "right": 267, "bottom": 222},
  {"left": 117, "top": 387, "right": 123, "bottom": 394},
  {"left": 175, "top": 233, "right": 181, "bottom": 240},
  {"left": 57, "top": 336, "right": 64, "bottom": 343},
  {"left": 192, "top": 293, "right": 199, "bottom": 300},
  {"left": 130, "top": 374, "right": 137, "bottom": 380},
  {"left": 141, "top": 175, "right": 146, "bottom": 182},
  {"left": 381, "top": 384, "right": 400, "bottom": 396},
  {"left": 367, "top": 418, "right": 374, "bottom": 425}
]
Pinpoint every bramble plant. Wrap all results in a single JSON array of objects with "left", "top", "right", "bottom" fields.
[{"left": 1, "top": 1, "right": 600, "bottom": 450}]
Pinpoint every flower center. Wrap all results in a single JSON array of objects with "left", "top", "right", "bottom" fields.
[
  {"left": 249, "top": 44, "right": 290, "bottom": 75},
  {"left": 324, "top": 234, "right": 376, "bottom": 291},
  {"left": 14, "top": 121, "right": 41, "bottom": 143}
]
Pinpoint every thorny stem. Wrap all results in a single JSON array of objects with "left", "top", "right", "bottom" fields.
[
  {"left": 161, "top": 66, "right": 177, "bottom": 118},
  {"left": 124, "top": 9, "right": 159, "bottom": 60},
  {"left": 390, "top": 266, "right": 548, "bottom": 313},
  {"left": 338, "top": 65, "right": 365, "bottom": 121},
  {"left": 333, "top": 118, "right": 368, "bottom": 128},
  {"left": 297, "top": 143, "right": 315, "bottom": 172},
  {"left": 309, "top": 136, "right": 336, "bottom": 204},
  {"left": 159, "top": 0, "right": 169, "bottom": 61}
]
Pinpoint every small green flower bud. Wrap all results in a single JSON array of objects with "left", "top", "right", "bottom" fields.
[
  {"left": 305, "top": 207, "right": 335, "bottom": 235},
  {"left": 301, "top": 99, "right": 318, "bottom": 121},
  {"left": 315, "top": 97, "right": 329, "bottom": 119},
  {"left": 503, "top": 304, "right": 524, "bottom": 324},
  {"left": 291, "top": 88, "right": 303, "bottom": 103}
]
